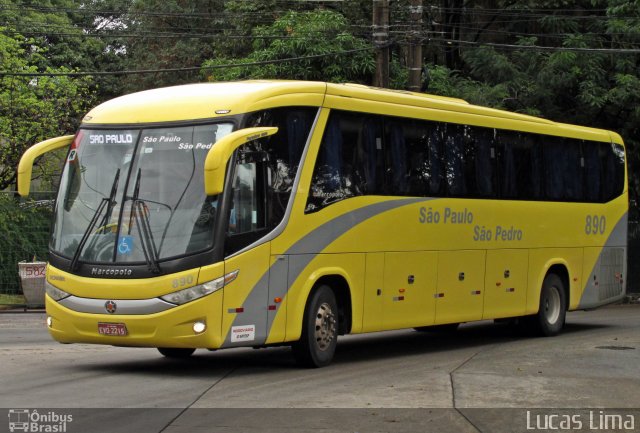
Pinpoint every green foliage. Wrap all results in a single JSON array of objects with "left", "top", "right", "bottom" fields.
[
  {"left": 0, "top": 193, "right": 53, "bottom": 294},
  {"left": 428, "top": 0, "right": 640, "bottom": 218},
  {"left": 201, "top": 10, "right": 375, "bottom": 83},
  {"left": 109, "top": 0, "right": 226, "bottom": 92},
  {"left": 426, "top": 64, "right": 510, "bottom": 108},
  {"left": 0, "top": 31, "right": 94, "bottom": 191}
]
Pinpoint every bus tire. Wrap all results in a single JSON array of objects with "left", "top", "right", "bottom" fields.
[
  {"left": 531, "top": 273, "right": 567, "bottom": 336},
  {"left": 157, "top": 347, "right": 195, "bottom": 358},
  {"left": 292, "top": 285, "right": 338, "bottom": 368}
]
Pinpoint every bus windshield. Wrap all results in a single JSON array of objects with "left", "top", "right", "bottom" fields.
[{"left": 51, "top": 123, "right": 234, "bottom": 266}]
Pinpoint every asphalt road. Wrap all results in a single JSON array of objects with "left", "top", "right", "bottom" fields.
[{"left": 1, "top": 305, "right": 639, "bottom": 433}]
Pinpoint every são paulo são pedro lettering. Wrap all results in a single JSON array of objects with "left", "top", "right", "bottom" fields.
[
  {"left": 142, "top": 135, "right": 213, "bottom": 150},
  {"left": 418, "top": 206, "right": 523, "bottom": 242}
]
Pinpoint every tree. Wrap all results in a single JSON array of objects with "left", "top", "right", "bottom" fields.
[
  {"left": 103, "top": 0, "right": 226, "bottom": 93},
  {"left": 201, "top": 9, "right": 376, "bottom": 83},
  {"left": 0, "top": 31, "right": 93, "bottom": 191},
  {"left": 422, "top": 0, "right": 640, "bottom": 215}
]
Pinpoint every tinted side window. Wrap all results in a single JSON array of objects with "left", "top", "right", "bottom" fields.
[
  {"left": 601, "top": 143, "right": 626, "bottom": 202},
  {"left": 543, "top": 137, "right": 584, "bottom": 202},
  {"left": 306, "top": 111, "right": 384, "bottom": 213},
  {"left": 496, "top": 130, "right": 544, "bottom": 200},
  {"left": 584, "top": 141, "right": 602, "bottom": 202},
  {"left": 389, "top": 118, "right": 443, "bottom": 197},
  {"left": 386, "top": 120, "right": 410, "bottom": 195},
  {"left": 543, "top": 137, "right": 566, "bottom": 201},
  {"left": 563, "top": 139, "right": 584, "bottom": 201},
  {"left": 244, "top": 106, "right": 317, "bottom": 225},
  {"left": 305, "top": 110, "right": 625, "bottom": 211},
  {"left": 443, "top": 124, "right": 466, "bottom": 196},
  {"left": 471, "top": 126, "right": 496, "bottom": 198}
]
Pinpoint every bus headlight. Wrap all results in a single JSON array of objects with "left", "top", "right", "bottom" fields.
[
  {"left": 160, "top": 270, "right": 238, "bottom": 306},
  {"left": 45, "top": 280, "right": 71, "bottom": 301}
]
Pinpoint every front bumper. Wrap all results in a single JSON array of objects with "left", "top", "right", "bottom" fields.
[{"left": 45, "top": 290, "right": 224, "bottom": 349}]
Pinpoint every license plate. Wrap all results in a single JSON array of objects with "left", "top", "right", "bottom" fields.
[{"left": 98, "top": 322, "right": 128, "bottom": 336}]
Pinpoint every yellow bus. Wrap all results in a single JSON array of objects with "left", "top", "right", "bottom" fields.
[{"left": 18, "top": 81, "right": 627, "bottom": 367}]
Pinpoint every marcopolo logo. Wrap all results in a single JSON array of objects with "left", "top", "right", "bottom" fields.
[{"left": 8, "top": 409, "right": 73, "bottom": 432}]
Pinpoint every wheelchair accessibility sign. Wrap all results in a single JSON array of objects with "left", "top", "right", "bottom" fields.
[{"left": 118, "top": 236, "right": 134, "bottom": 255}]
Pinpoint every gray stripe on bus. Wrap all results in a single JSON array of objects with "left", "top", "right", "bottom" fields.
[
  {"left": 578, "top": 212, "right": 628, "bottom": 309},
  {"left": 221, "top": 197, "right": 427, "bottom": 347}
]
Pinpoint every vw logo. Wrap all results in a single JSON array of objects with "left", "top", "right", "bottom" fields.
[{"left": 105, "top": 300, "right": 117, "bottom": 314}]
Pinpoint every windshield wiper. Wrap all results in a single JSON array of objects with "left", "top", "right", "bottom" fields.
[
  {"left": 70, "top": 169, "right": 120, "bottom": 271},
  {"left": 130, "top": 169, "right": 161, "bottom": 274}
]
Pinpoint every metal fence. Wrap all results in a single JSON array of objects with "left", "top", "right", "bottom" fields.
[
  {"left": 0, "top": 191, "right": 55, "bottom": 296},
  {"left": 628, "top": 220, "right": 640, "bottom": 294},
  {"left": 0, "top": 191, "right": 638, "bottom": 295}
]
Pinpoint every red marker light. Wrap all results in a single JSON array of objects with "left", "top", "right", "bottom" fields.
[{"left": 70, "top": 130, "right": 84, "bottom": 150}]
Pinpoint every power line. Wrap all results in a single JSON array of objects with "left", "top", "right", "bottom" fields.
[
  {"left": 0, "top": 3, "right": 347, "bottom": 19},
  {"left": 0, "top": 45, "right": 380, "bottom": 77},
  {"left": 427, "top": 37, "right": 640, "bottom": 54},
  {"left": 0, "top": 28, "right": 370, "bottom": 40}
]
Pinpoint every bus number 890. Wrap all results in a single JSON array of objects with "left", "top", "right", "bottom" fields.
[{"left": 585, "top": 215, "right": 606, "bottom": 235}]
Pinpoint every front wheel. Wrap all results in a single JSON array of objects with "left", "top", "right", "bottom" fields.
[
  {"left": 292, "top": 285, "right": 338, "bottom": 368},
  {"left": 157, "top": 347, "right": 196, "bottom": 358},
  {"left": 531, "top": 273, "right": 567, "bottom": 336}
]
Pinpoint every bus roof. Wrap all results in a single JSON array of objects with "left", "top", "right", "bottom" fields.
[
  {"left": 82, "top": 80, "right": 616, "bottom": 143},
  {"left": 83, "top": 81, "right": 327, "bottom": 125}
]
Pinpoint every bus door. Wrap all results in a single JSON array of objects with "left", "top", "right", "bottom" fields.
[{"left": 222, "top": 151, "right": 275, "bottom": 346}]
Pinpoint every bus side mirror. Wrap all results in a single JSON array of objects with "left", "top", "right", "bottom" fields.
[
  {"left": 204, "top": 126, "right": 278, "bottom": 196},
  {"left": 17, "top": 135, "right": 75, "bottom": 197}
]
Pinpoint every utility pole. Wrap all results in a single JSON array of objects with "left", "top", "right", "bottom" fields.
[
  {"left": 407, "top": 0, "right": 423, "bottom": 92},
  {"left": 372, "top": 0, "right": 389, "bottom": 88}
]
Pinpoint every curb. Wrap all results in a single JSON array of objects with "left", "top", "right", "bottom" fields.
[{"left": 0, "top": 305, "right": 45, "bottom": 313}]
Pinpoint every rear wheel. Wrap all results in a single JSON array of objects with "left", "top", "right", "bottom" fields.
[
  {"left": 292, "top": 285, "right": 338, "bottom": 368},
  {"left": 531, "top": 273, "right": 567, "bottom": 336},
  {"left": 157, "top": 347, "right": 196, "bottom": 358}
]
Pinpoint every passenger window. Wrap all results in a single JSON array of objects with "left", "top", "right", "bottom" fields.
[
  {"left": 306, "top": 111, "right": 384, "bottom": 213},
  {"left": 543, "top": 138, "right": 584, "bottom": 201},
  {"left": 359, "top": 117, "right": 384, "bottom": 195},
  {"left": 563, "top": 139, "right": 584, "bottom": 202},
  {"left": 444, "top": 124, "right": 467, "bottom": 196},
  {"left": 387, "top": 120, "right": 409, "bottom": 195},
  {"left": 305, "top": 110, "right": 625, "bottom": 210},
  {"left": 601, "top": 143, "right": 625, "bottom": 202},
  {"left": 497, "top": 130, "right": 543, "bottom": 200},
  {"left": 584, "top": 141, "right": 602, "bottom": 202},
  {"left": 471, "top": 126, "right": 496, "bottom": 198},
  {"left": 225, "top": 148, "right": 269, "bottom": 255},
  {"left": 543, "top": 137, "right": 565, "bottom": 200},
  {"left": 426, "top": 124, "right": 445, "bottom": 196},
  {"left": 244, "top": 106, "right": 316, "bottom": 224}
]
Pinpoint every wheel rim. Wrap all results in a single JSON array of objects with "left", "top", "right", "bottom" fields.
[
  {"left": 544, "top": 286, "right": 561, "bottom": 325},
  {"left": 314, "top": 302, "right": 336, "bottom": 351}
]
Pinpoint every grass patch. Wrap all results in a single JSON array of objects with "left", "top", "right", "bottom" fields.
[{"left": 0, "top": 293, "right": 27, "bottom": 309}]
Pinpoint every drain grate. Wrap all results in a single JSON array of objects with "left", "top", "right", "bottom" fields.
[{"left": 595, "top": 346, "right": 635, "bottom": 351}]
